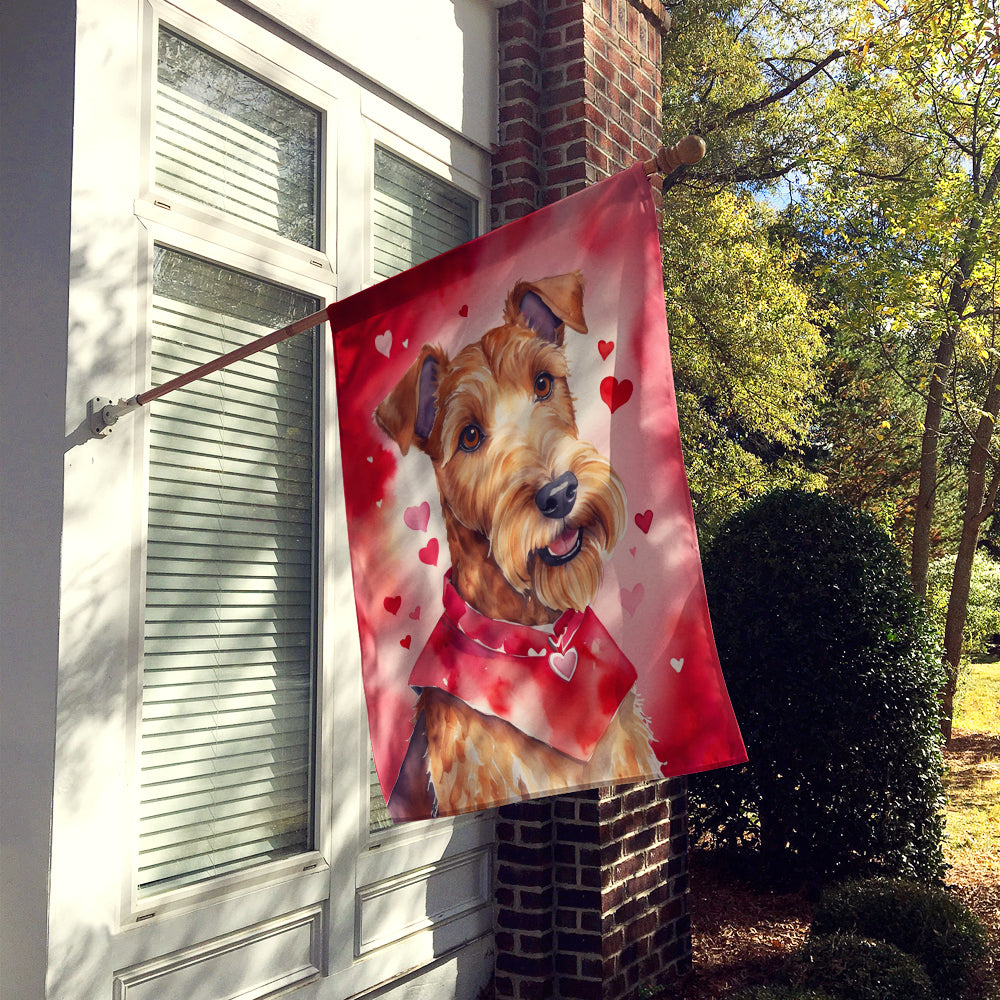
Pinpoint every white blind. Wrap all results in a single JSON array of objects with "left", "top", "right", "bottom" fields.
[
  {"left": 156, "top": 28, "right": 320, "bottom": 248},
  {"left": 368, "top": 148, "right": 477, "bottom": 831},
  {"left": 372, "top": 146, "right": 477, "bottom": 279},
  {"left": 138, "top": 248, "right": 318, "bottom": 895}
]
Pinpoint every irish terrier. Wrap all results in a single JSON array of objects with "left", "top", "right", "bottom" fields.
[{"left": 375, "top": 272, "right": 659, "bottom": 818}]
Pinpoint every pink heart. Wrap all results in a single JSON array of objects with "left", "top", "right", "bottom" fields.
[
  {"left": 400, "top": 635, "right": 412, "bottom": 649},
  {"left": 635, "top": 509, "right": 653, "bottom": 534},
  {"left": 419, "top": 537, "right": 439, "bottom": 566},
  {"left": 374, "top": 330, "right": 392, "bottom": 357},
  {"left": 409, "top": 606, "right": 421, "bottom": 620},
  {"left": 629, "top": 546, "right": 637, "bottom": 557},
  {"left": 598, "top": 340, "right": 614, "bottom": 360},
  {"left": 621, "top": 582, "right": 644, "bottom": 617},
  {"left": 383, "top": 595, "right": 401, "bottom": 615},
  {"left": 549, "top": 647, "right": 578, "bottom": 682},
  {"left": 600, "top": 376, "right": 633, "bottom": 413},
  {"left": 404, "top": 501, "right": 430, "bottom": 532}
]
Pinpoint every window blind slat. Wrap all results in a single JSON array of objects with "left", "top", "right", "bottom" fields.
[
  {"left": 141, "top": 743, "right": 309, "bottom": 785},
  {"left": 150, "top": 357, "right": 314, "bottom": 409},
  {"left": 141, "top": 750, "right": 310, "bottom": 798},
  {"left": 148, "top": 458, "right": 314, "bottom": 497},
  {"left": 139, "top": 239, "right": 317, "bottom": 896},
  {"left": 147, "top": 493, "right": 311, "bottom": 524},
  {"left": 141, "top": 770, "right": 306, "bottom": 817},
  {"left": 138, "top": 824, "right": 309, "bottom": 886},
  {"left": 367, "top": 146, "right": 478, "bottom": 830},
  {"left": 155, "top": 29, "right": 319, "bottom": 247}
]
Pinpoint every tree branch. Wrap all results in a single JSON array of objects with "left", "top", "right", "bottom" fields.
[{"left": 702, "top": 49, "right": 847, "bottom": 133}]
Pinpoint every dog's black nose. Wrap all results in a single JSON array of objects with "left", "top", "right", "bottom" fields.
[{"left": 536, "top": 471, "right": 578, "bottom": 519}]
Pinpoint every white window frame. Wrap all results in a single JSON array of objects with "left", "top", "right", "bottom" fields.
[
  {"left": 123, "top": 1, "right": 339, "bottom": 929},
  {"left": 109, "top": 0, "right": 496, "bottom": 993}
]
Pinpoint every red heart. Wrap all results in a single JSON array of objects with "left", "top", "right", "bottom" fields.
[
  {"left": 400, "top": 635, "right": 412, "bottom": 649},
  {"left": 598, "top": 340, "right": 614, "bottom": 360},
  {"left": 383, "top": 595, "right": 402, "bottom": 615},
  {"left": 409, "top": 606, "right": 421, "bottom": 620},
  {"left": 600, "top": 376, "right": 633, "bottom": 413},
  {"left": 419, "top": 537, "right": 439, "bottom": 566},
  {"left": 635, "top": 509, "right": 653, "bottom": 534},
  {"left": 459, "top": 304, "right": 469, "bottom": 317}
]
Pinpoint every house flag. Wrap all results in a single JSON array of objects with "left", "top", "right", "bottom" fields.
[{"left": 331, "top": 163, "right": 746, "bottom": 822}]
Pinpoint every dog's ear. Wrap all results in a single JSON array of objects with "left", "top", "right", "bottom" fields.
[
  {"left": 374, "top": 344, "right": 446, "bottom": 456},
  {"left": 505, "top": 271, "right": 588, "bottom": 345}
]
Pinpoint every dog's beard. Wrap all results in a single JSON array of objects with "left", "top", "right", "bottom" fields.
[{"left": 489, "top": 444, "right": 627, "bottom": 613}]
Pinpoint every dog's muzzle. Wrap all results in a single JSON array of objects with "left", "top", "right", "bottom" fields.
[
  {"left": 535, "top": 472, "right": 583, "bottom": 566},
  {"left": 538, "top": 525, "right": 583, "bottom": 566}
]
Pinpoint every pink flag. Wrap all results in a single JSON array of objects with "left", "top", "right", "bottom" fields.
[{"left": 331, "top": 164, "right": 746, "bottom": 821}]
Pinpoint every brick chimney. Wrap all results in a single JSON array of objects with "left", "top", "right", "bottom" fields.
[{"left": 490, "top": 4, "right": 692, "bottom": 999}]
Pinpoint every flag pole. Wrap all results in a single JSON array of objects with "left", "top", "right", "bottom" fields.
[
  {"left": 87, "top": 305, "right": 332, "bottom": 437},
  {"left": 642, "top": 134, "right": 706, "bottom": 178},
  {"left": 88, "top": 136, "right": 705, "bottom": 438}
]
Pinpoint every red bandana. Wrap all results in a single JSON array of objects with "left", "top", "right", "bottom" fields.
[{"left": 408, "top": 574, "right": 638, "bottom": 762}]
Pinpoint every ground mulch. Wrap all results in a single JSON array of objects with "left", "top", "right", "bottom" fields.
[
  {"left": 655, "top": 850, "right": 814, "bottom": 999},
  {"left": 657, "top": 733, "right": 1000, "bottom": 999}
]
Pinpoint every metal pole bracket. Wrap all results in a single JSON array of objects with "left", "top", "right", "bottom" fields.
[{"left": 87, "top": 396, "right": 140, "bottom": 438}]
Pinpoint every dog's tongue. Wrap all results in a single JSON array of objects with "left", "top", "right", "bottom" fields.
[{"left": 548, "top": 526, "right": 580, "bottom": 557}]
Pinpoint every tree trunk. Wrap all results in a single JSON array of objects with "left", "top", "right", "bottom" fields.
[
  {"left": 910, "top": 329, "right": 955, "bottom": 598},
  {"left": 940, "top": 374, "right": 1000, "bottom": 741},
  {"left": 911, "top": 160, "right": 1000, "bottom": 596}
]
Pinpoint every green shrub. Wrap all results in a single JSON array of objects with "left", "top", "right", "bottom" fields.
[
  {"left": 927, "top": 551, "right": 1000, "bottom": 659},
  {"left": 793, "top": 933, "right": 934, "bottom": 1000},
  {"left": 811, "top": 878, "right": 988, "bottom": 999},
  {"left": 691, "top": 489, "right": 946, "bottom": 882}
]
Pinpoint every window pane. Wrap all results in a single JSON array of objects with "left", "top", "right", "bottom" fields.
[
  {"left": 156, "top": 28, "right": 320, "bottom": 248},
  {"left": 369, "top": 150, "right": 478, "bottom": 831},
  {"left": 139, "top": 247, "right": 318, "bottom": 895},
  {"left": 372, "top": 146, "right": 477, "bottom": 278}
]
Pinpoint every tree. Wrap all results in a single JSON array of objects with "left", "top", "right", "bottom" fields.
[
  {"left": 659, "top": 1, "right": 846, "bottom": 538},
  {"left": 660, "top": 1, "right": 999, "bottom": 736},
  {"left": 661, "top": 0, "right": 854, "bottom": 195},
  {"left": 800, "top": 0, "right": 1000, "bottom": 736},
  {"left": 661, "top": 188, "right": 825, "bottom": 538}
]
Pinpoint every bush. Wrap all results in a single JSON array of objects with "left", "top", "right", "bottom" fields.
[
  {"left": 792, "top": 933, "right": 934, "bottom": 1000},
  {"left": 812, "top": 878, "right": 988, "bottom": 999},
  {"left": 927, "top": 550, "right": 1000, "bottom": 659},
  {"left": 691, "top": 489, "right": 946, "bottom": 882}
]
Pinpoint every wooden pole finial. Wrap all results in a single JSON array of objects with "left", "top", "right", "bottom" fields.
[{"left": 643, "top": 135, "right": 707, "bottom": 176}]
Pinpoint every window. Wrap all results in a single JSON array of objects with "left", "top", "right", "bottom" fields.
[
  {"left": 136, "top": 26, "right": 323, "bottom": 897},
  {"left": 139, "top": 248, "right": 319, "bottom": 895},
  {"left": 155, "top": 28, "right": 320, "bottom": 247},
  {"left": 367, "top": 146, "right": 478, "bottom": 832},
  {"left": 56, "top": 0, "right": 497, "bottom": 993},
  {"left": 372, "top": 145, "right": 477, "bottom": 279}
]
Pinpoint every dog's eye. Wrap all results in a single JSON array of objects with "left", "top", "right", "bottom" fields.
[
  {"left": 534, "top": 372, "right": 554, "bottom": 400},
  {"left": 458, "top": 423, "right": 484, "bottom": 453}
]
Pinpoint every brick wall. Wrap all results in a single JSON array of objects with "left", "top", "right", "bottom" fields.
[
  {"left": 492, "top": 0, "right": 668, "bottom": 227},
  {"left": 490, "top": 8, "right": 691, "bottom": 997},
  {"left": 494, "top": 782, "right": 691, "bottom": 1000}
]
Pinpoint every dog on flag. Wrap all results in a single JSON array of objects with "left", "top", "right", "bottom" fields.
[{"left": 375, "top": 272, "right": 659, "bottom": 817}]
